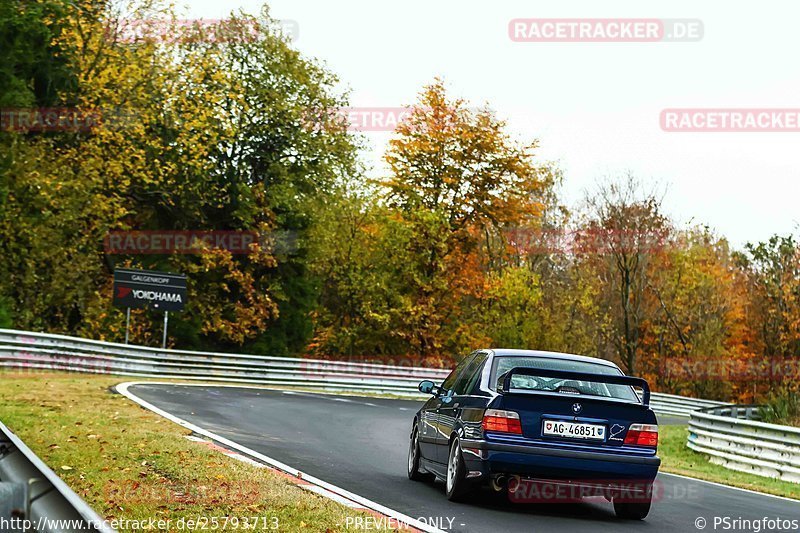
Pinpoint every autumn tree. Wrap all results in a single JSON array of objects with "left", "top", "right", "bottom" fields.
[
  {"left": 733, "top": 235, "right": 800, "bottom": 418},
  {"left": 644, "top": 228, "right": 754, "bottom": 399},
  {"left": 381, "top": 79, "right": 557, "bottom": 356},
  {"left": 739, "top": 235, "right": 800, "bottom": 358},
  {"left": 579, "top": 175, "right": 670, "bottom": 375}
]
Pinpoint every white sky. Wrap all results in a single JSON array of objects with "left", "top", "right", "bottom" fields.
[{"left": 183, "top": 0, "right": 800, "bottom": 248}]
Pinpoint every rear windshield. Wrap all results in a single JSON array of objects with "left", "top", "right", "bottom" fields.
[{"left": 491, "top": 356, "right": 639, "bottom": 402}]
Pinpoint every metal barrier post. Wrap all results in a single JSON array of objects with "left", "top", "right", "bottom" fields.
[
  {"left": 162, "top": 311, "right": 168, "bottom": 349},
  {"left": 124, "top": 308, "right": 130, "bottom": 345}
]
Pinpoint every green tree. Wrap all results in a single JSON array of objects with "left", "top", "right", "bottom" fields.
[
  {"left": 1, "top": 2, "right": 359, "bottom": 351},
  {"left": 0, "top": 0, "right": 77, "bottom": 108}
]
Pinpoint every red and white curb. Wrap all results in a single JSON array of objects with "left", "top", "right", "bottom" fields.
[{"left": 115, "top": 382, "right": 439, "bottom": 533}]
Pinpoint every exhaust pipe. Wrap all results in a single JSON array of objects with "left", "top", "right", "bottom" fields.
[
  {"left": 490, "top": 475, "right": 506, "bottom": 492},
  {"left": 507, "top": 475, "right": 522, "bottom": 494}
]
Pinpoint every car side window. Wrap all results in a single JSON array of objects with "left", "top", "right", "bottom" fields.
[
  {"left": 441, "top": 353, "right": 476, "bottom": 393},
  {"left": 462, "top": 352, "right": 489, "bottom": 394},
  {"left": 453, "top": 352, "right": 487, "bottom": 395}
]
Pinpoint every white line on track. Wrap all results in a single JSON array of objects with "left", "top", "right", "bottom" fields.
[
  {"left": 659, "top": 472, "right": 800, "bottom": 503},
  {"left": 115, "top": 381, "right": 443, "bottom": 533},
  {"left": 285, "top": 390, "right": 382, "bottom": 407}
]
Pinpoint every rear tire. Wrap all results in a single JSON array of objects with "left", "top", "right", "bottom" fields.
[
  {"left": 613, "top": 485, "right": 652, "bottom": 520},
  {"left": 445, "top": 438, "right": 472, "bottom": 501},
  {"left": 407, "top": 426, "right": 432, "bottom": 481}
]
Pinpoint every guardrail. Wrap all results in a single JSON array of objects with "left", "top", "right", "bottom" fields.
[
  {"left": 0, "top": 329, "right": 446, "bottom": 396},
  {"left": 0, "top": 329, "right": 722, "bottom": 415},
  {"left": 688, "top": 405, "right": 800, "bottom": 484},
  {"left": 648, "top": 391, "right": 728, "bottom": 417},
  {"left": 0, "top": 421, "right": 115, "bottom": 533}
]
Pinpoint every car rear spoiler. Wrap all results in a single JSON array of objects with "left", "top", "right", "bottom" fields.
[{"left": 500, "top": 367, "right": 651, "bottom": 407}]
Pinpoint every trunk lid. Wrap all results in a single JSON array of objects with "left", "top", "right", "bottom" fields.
[{"left": 494, "top": 367, "right": 656, "bottom": 448}]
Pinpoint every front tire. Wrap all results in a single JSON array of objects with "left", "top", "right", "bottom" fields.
[
  {"left": 407, "top": 426, "right": 432, "bottom": 481},
  {"left": 445, "top": 438, "right": 472, "bottom": 501},
  {"left": 613, "top": 484, "right": 652, "bottom": 520}
]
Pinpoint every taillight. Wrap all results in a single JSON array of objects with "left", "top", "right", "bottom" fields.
[
  {"left": 482, "top": 409, "right": 522, "bottom": 434},
  {"left": 623, "top": 424, "right": 658, "bottom": 447}
]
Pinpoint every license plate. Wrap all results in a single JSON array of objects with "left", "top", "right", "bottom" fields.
[{"left": 543, "top": 420, "right": 606, "bottom": 440}]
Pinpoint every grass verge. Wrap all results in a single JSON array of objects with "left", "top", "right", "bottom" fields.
[
  {"left": 658, "top": 425, "right": 800, "bottom": 499},
  {"left": 0, "top": 372, "right": 382, "bottom": 532}
]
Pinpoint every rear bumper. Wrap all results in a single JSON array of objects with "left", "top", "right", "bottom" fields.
[{"left": 460, "top": 438, "right": 660, "bottom": 481}]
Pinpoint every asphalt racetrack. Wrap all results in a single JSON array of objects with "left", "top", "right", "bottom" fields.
[{"left": 125, "top": 384, "right": 800, "bottom": 533}]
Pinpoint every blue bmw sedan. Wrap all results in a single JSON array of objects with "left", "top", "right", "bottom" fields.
[{"left": 408, "top": 349, "right": 660, "bottom": 519}]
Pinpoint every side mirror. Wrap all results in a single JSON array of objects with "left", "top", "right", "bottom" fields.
[{"left": 418, "top": 380, "right": 436, "bottom": 395}]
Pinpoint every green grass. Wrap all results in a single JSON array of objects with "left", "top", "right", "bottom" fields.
[
  {"left": 0, "top": 372, "right": 383, "bottom": 532},
  {"left": 658, "top": 425, "right": 800, "bottom": 499}
]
